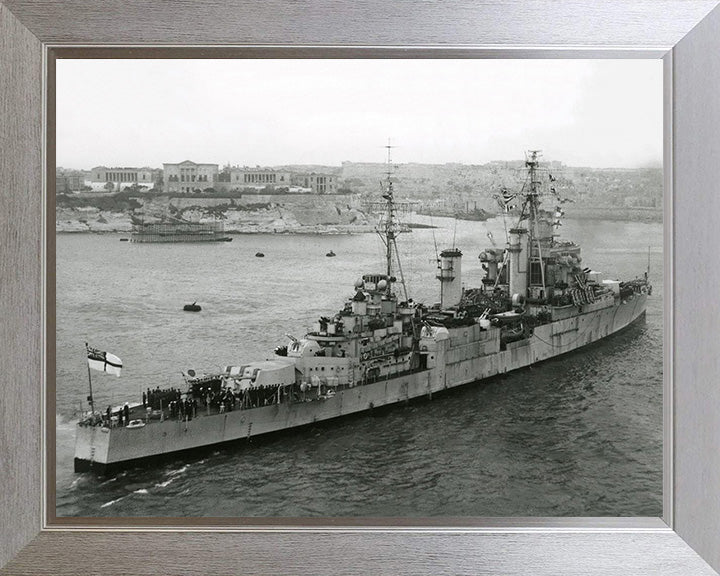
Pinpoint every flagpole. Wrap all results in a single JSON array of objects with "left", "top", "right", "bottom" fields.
[{"left": 85, "top": 342, "right": 95, "bottom": 415}]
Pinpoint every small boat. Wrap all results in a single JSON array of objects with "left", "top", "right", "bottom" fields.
[
  {"left": 119, "top": 238, "right": 129, "bottom": 242},
  {"left": 183, "top": 302, "right": 202, "bottom": 312},
  {"left": 326, "top": 250, "right": 336, "bottom": 257},
  {"left": 255, "top": 252, "right": 265, "bottom": 258}
]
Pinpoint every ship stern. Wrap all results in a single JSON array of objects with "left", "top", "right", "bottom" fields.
[{"left": 74, "top": 424, "right": 111, "bottom": 473}]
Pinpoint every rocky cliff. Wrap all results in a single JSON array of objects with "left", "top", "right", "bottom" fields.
[{"left": 55, "top": 193, "right": 373, "bottom": 234}]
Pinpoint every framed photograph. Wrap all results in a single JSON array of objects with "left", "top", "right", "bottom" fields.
[
  {"left": 2, "top": 1, "right": 720, "bottom": 575},
  {"left": 52, "top": 56, "right": 664, "bottom": 523}
]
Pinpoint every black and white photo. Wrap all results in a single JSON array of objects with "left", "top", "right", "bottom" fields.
[{"left": 54, "top": 58, "right": 663, "bottom": 519}]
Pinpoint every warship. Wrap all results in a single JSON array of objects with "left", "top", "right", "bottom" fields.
[
  {"left": 417, "top": 202, "right": 493, "bottom": 222},
  {"left": 130, "top": 216, "right": 232, "bottom": 243},
  {"left": 74, "top": 150, "right": 651, "bottom": 474}
]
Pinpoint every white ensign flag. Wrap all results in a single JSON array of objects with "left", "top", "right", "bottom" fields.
[{"left": 87, "top": 346, "right": 122, "bottom": 377}]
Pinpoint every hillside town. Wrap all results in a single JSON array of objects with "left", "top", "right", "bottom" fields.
[{"left": 55, "top": 158, "right": 663, "bottom": 234}]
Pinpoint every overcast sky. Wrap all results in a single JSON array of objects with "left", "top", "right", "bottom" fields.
[{"left": 56, "top": 59, "right": 662, "bottom": 170}]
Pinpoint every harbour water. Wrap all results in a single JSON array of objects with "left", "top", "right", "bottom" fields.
[{"left": 55, "top": 216, "right": 663, "bottom": 517}]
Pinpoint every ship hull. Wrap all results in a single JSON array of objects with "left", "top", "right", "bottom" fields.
[
  {"left": 74, "top": 293, "right": 647, "bottom": 474},
  {"left": 130, "top": 235, "right": 232, "bottom": 243}
]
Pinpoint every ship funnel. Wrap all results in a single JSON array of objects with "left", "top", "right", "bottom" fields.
[
  {"left": 507, "top": 227, "right": 528, "bottom": 297},
  {"left": 437, "top": 248, "right": 463, "bottom": 309}
]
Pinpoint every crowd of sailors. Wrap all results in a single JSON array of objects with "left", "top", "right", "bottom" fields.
[
  {"left": 81, "top": 381, "right": 321, "bottom": 428},
  {"left": 144, "top": 387, "right": 182, "bottom": 411},
  {"left": 168, "top": 397, "right": 197, "bottom": 419}
]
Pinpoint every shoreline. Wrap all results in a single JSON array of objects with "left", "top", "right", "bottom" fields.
[
  {"left": 55, "top": 210, "right": 662, "bottom": 235},
  {"left": 55, "top": 226, "right": 378, "bottom": 235},
  {"left": 55, "top": 194, "right": 662, "bottom": 235}
]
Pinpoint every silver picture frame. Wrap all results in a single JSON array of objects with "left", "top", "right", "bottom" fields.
[{"left": 2, "top": 1, "right": 720, "bottom": 574}]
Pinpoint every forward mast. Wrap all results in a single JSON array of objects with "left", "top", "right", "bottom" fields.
[{"left": 375, "top": 140, "right": 409, "bottom": 301}]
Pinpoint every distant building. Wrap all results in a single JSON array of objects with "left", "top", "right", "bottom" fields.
[
  {"left": 56, "top": 169, "right": 85, "bottom": 193},
  {"left": 163, "top": 161, "right": 219, "bottom": 193},
  {"left": 90, "top": 166, "right": 154, "bottom": 190},
  {"left": 150, "top": 168, "right": 164, "bottom": 189},
  {"left": 292, "top": 172, "right": 336, "bottom": 194},
  {"left": 225, "top": 166, "right": 290, "bottom": 186}
]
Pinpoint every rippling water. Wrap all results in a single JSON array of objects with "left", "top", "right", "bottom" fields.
[{"left": 55, "top": 216, "right": 663, "bottom": 518}]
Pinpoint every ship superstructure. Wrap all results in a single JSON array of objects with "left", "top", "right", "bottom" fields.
[{"left": 74, "top": 151, "right": 651, "bottom": 474}]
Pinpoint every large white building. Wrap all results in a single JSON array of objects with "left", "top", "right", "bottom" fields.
[
  {"left": 163, "top": 160, "right": 219, "bottom": 193},
  {"left": 216, "top": 166, "right": 292, "bottom": 191},
  {"left": 90, "top": 166, "right": 154, "bottom": 190}
]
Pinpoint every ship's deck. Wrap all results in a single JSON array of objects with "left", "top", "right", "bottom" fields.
[
  {"left": 95, "top": 365, "right": 432, "bottom": 429},
  {"left": 99, "top": 400, "right": 237, "bottom": 428}
]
